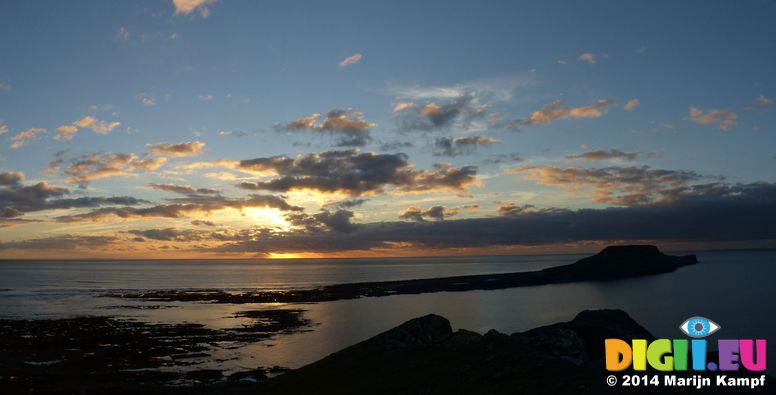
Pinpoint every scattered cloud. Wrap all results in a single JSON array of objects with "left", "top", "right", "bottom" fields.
[
  {"left": 147, "top": 141, "right": 206, "bottom": 157},
  {"left": 339, "top": 53, "right": 363, "bottom": 68},
  {"left": 54, "top": 125, "right": 79, "bottom": 142},
  {"left": 0, "top": 123, "right": 8, "bottom": 135},
  {"left": 482, "top": 153, "right": 524, "bottom": 165},
  {"left": 147, "top": 183, "right": 219, "bottom": 196},
  {"left": 688, "top": 107, "right": 737, "bottom": 131},
  {"left": 1, "top": 171, "right": 146, "bottom": 218},
  {"left": 0, "top": 235, "right": 120, "bottom": 251},
  {"left": 117, "top": 26, "right": 130, "bottom": 41},
  {"left": 396, "top": 95, "right": 492, "bottom": 132},
  {"left": 131, "top": 157, "right": 167, "bottom": 171},
  {"left": 564, "top": 149, "right": 639, "bottom": 162},
  {"left": 433, "top": 135, "right": 499, "bottom": 156},
  {"left": 277, "top": 109, "right": 374, "bottom": 147},
  {"left": 578, "top": 53, "right": 596, "bottom": 63},
  {"left": 512, "top": 165, "right": 705, "bottom": 206},
  {"left": 399, "top": 205, "right": 458, "bottom": 221},
  {"left": 140, "top": 96, "right": 157, "bottom": 106},
  {"left": 55, "top": 194, "right": 302, "bottom": 222},
  {"left": 73, "top": 116, "right": 121, "bottom": 135},
  {"left": 497, "top": 203, "right": 535, "bottom": 216},
  {"left": 172, "top": 0, "right": 215, "bottom": 17},
  {"left": 237, "top": 149, "right": 479, "bottom": 196},
  {"left": 522, "top": 99, "right": 613, "bottom": 126},
  {"left": 10, "top": 128, "right": 45, "bottom": 149},
  {"left": 0, "top": 82, "right": 10, "bottom": 91},
  {"left": 757, "top": 95, "right": 773, "bottom": 109},
  {"left": 624, "top": 99, "right": 640, "bottom": 111}
]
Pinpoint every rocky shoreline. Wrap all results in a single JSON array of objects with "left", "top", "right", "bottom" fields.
[
  {"left": 103, "top": 246, "right": 698, "bottom": 304},
  {"left": 0, "top": 309, "right": 310, "bottom": 394}
]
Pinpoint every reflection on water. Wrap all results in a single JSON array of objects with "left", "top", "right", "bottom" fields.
[{"left": 0, "top": 250, "right": 774, "bottom": 372}]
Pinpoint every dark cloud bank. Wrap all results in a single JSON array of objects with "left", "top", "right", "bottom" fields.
[{"left": 210, "top": 182, "right": 776, "bottom": 253}]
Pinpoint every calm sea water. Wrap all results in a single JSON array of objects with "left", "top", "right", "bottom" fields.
[{"left": 0, "top": 250, "right": 774, "bottom": 372}]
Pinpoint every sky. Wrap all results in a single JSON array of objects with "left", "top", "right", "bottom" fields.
[{"left": 1, "top": 0, "right": 775, "bottom": 259}]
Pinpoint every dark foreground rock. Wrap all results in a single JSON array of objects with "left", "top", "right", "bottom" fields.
[
  {"left": 105, "top": 245, "right": 698, "bottom": 304},
  {"left": 249, "top": 310, "right": 770, "bottom": 395},
  {"left": 0, "top": 309, "right": 310, "bottom": 394}
]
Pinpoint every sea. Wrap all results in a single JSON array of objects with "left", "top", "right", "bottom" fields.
[{"left": 0, "top": 250, "right": 774, "bottom": 373}]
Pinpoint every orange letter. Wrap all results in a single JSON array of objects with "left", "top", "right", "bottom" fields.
[{"left": 606, "top": 339, "right": 633, "bottom": 371}]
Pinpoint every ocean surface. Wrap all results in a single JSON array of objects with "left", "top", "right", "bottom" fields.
[{"left": 1, "top": 250, "right": 774, "bottom": 372}]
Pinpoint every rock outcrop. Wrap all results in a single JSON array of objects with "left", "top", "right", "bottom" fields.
[{"left": 252, "top": 309, "right": 768, "bottom": 395}]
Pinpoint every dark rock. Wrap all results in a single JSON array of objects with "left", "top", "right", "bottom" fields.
[
  {"left": 541, "top": 245, "right": 698, "bottom": 280},
  {"left": 252, "top": 309, "right": 771, "bottom": 395}
]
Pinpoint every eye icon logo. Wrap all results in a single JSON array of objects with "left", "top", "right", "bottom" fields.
[{"left": 680, "top": 316, "right": 721, "bottom": 338}]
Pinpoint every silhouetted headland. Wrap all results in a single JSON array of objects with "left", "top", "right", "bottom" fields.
[
  {"left": 249, "top": 309, "right": 768, "bottom": 395},
  {"left": 105, "top": 245, "right": 698, "bottom": 304}
]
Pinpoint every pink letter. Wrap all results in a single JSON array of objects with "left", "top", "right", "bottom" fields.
[{"left": 740, "top": 339, "right": 766, "bottom": 371}]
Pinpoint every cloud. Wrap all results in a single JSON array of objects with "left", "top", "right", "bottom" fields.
[
  {"left": 624, "top": 99, "right": 640, "bottom": 111},
  {"left": 48, "top": 152, "right": 165, "bottom": 187},
  {"left": 0, "top": 82, "right": 10, "bottom": 91},
  {"left": 483, "top": 153, "right": 524, "bottom": 165},
  {"left": 564, "top": 149, "right": 639, "bottom": 162},
  {"left": 522, "top": 99, "right": 613, "bottom": 126},
  {"left": 146, "top": 141, "right": 206, "bottom": 157},
  {"left": 277, "top": 109, "right": 373, "bottom": 146},
  {"left": 578, "top": 53, "right": 596, "bottom": 63},
  {"left": 392, "top": 102, "right": 415, "bottom": 113},
  {"left": 172, "top": 0, "right": 215, "bottom": 17},
  {"left": 147, "top": 183, "right": 219, "bottom": 196},
  {"left": 58, "top": 152, "right": 137, "bottom": 186},
  {"left": 8, "top": 182, "right": 776, "bottom": 253},
  {"left": 0, "top": 123, "right": 8, "bottom": 135},
  {"left": 512, "top": 165, "right": 706, "bottom": 206},
  {"left": 396, "top": 95, "right": 492, "bottom": 132},
  {"left": 324, "top": 198, "right": 368, "bottom": 209},
  {"left": 191, "top": 219, "right": 217, "bottom": 226},
  {"left": 0, "top": 172, "right": 146, "bottom": 218},
  {"left": 434, "top": 136, "right": 500, "bottom": 156},
  {"left": 237, "top": 149, "right": 478, "bottom": 196},
  {"left": 131, "top": 157, "right": 167, "bottom": 171},
  {"left": 0, "top": 171, "right": 24, "bottom": 186},
  {"left": 55, "top": 194, "right": 302, "bottom": 222},
  {"left": 399, "top": 205, "right": 458, "bottom": 221},
  {"left": 497, "top": 203, "right": 534, "bottom": 216},
  {"left": 54, "top": 125, "right": 79, "bottom": 142},
  {"left": 117, "top": 26, "right": 130, "bottom": 41},
  {"left": 757, "top": 95, "right": 773, "bottom": 109},
  {"left": 73, "top": 116, "right": 121, "bottom": 135},
  {"left": 339, "top": 53, "right": 363, "bottom": 68},
  {"left": 10, "top": 128, "right": 45, "bottom": 149},
  {"left": 433, "top": 135, "right": 499, "bottom": 156},
  {"left": 207, "top": 182, "right": 776, "bottom": 254},
  {"left": 0, "top": 235, "right": 119, "bottom": 251},
  {"left": 140, "top": 96, "right": 157, "bottom": 106},
  {"left": 379, "top": 141, "right": 413, "bottom": 151},
  {"left": 688, "top": 107, "right": 737, "bottom": 131}
]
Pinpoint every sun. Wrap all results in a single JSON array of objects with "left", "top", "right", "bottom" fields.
[{"left": 242, "top": 207, "right": 291, "bottom": 230}]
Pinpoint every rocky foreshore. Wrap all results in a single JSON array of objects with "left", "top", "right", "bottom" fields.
[{"left": 0, "top": 309, "right": 310, "bottom": 394}]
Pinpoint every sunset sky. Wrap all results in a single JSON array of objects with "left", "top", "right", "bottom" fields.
[{"left": 1, "top": 0, "right": 775, "bottom": 259}]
